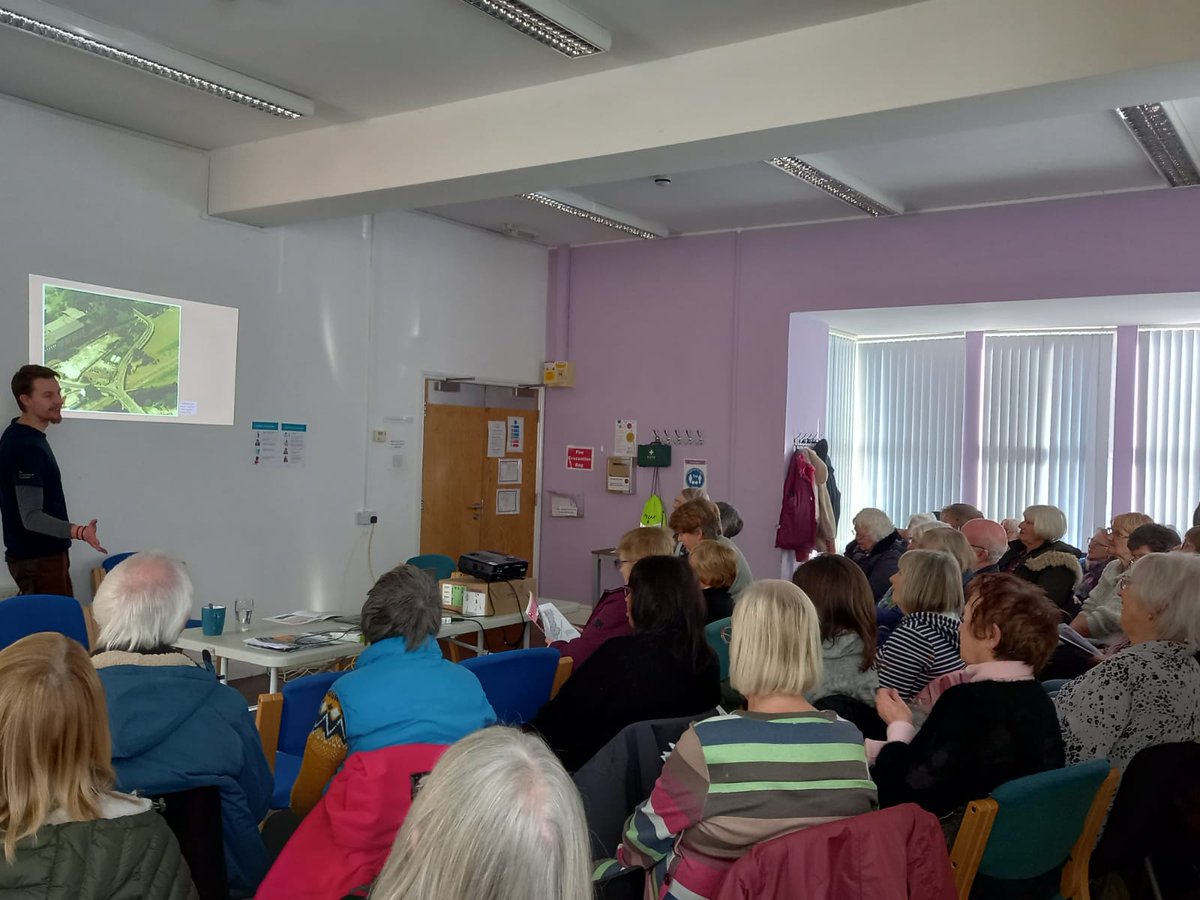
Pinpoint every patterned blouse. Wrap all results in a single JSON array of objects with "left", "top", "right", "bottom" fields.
[{"left": 1054, "top": 640, "right": 1200, "bottom": 772}]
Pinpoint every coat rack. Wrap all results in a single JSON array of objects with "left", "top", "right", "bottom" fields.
[{"left": 651, "top": 428, "right": 704, "bottom": 446}]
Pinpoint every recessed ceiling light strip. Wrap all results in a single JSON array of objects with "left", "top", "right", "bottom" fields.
[
  {"left": 521, "top": 192, "right": 661, "bottom": 239},
  {"left": 1116, "top": 103, "right": 1200, "bottom": 188},
  {"left": 0, "top": 1, "right": 313, "bottom": 118},
  {"left": 767, "top": 156, "right": 898, "bottom": 217},
  {"left": 459, "top": 0, "right": 610, "bottom": 58}
]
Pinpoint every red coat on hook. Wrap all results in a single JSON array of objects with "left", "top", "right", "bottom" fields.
[{"left": 776, "top": 449, "right": 818, "bottom": 556}]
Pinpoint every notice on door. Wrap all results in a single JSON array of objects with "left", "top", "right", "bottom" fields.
[{"left": 566, "top": 445, "right": 595, "bottom": 471}]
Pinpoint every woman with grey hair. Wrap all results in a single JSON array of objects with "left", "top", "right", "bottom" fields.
[
  {"left": 290, "top": 564, "right": 495, "bottom": 815},
  {"left": 1054, "top": 553, "right": 1200, "bottom": 771},
  {"left": 370, "top": 727, "right": 592, "bottom": 900},
  {"left": 91, "top": 551, "right": 273, "bottom": 897},
  {"left": 996, "top": 504, "right": 1083, "bottom": 616},
  {"left": 844, "top": 508, "right": 905, "bottom": 601}
]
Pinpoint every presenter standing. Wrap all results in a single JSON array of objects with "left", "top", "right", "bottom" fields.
[{"left": 1, "top": 365, "right": 106, "bottom": 596}]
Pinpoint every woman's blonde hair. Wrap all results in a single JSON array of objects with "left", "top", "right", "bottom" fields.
[
  {"left": 895, "top": 550, "right": 964, "bottom": 615},
  {"left": 615, "top": 526, "right": 675, "bottom": 562},
  {"left": 0, "top": 633, "right": 115, "bottom": 861},
  {"left": 1110, "top": 512, "right": 1153, "bottom": 539},
  {"left": 729, "top": 580, "right": 822, "bottom": 697},
  {"left": 688, "top": 540, "right": 738, "bottom": 589},
  {"left": 913, "top": 526, "right": 975, "bottom": 574},
  {"left": 372, "top": 727, "right": 591, "bottom": 900}
]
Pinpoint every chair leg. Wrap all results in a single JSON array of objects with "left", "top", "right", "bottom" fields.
[{"left": 1143, "top": 857, "right": 1165, "bottom": 900}]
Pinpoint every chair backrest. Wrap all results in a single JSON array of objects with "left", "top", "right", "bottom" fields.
[
  {"left": 460, "top": 647, "right": 560, "bottom": 725},
  {"left": 0, "top": 593, "right": 89, "bottom": 651},
  {"left": 278, "top": 670, "right": 344, "bottom": 756},
  {"left": 550, "top": 655, "right": 573, "bottom": 699},
  {"left": 704, "top": 616, "right": 731, "bottom": 680},
  {"left": 101, "top": 551, "right": 137, "bottom": 572},
  {"left": 950, "top": 759, "right": 1118, "bottom": 899},
  {"left": 405, "top": 554, "right": 456, "bottom": 581},
  {"left": 150, "top": 785, "right": 228, "bottom": 900}
]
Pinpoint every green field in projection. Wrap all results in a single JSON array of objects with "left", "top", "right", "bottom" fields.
[{"left": 43, "top": 285, "right": 181, "bottom": 416}]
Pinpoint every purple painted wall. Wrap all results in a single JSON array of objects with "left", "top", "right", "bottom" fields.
[{"left": 540, "top": 187, "right": 1200, "bottom": 604}]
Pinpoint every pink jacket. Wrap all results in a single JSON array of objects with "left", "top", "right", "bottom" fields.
[
  {"left": 775, "top": 450, "right": 818, "bottom": 555},
  {"left": 549, "top": 587, "right": 631, "bottom": 670}
]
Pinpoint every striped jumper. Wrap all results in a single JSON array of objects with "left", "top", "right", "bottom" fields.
[
  {"left": 877, "top": 611, "right": 964, "bottom": 699},
  {"left": 616, "top": 710, "right": 878, "bottom": 900}
]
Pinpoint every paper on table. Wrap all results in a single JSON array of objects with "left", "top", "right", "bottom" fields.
[
  {"left": 265, "top": 610, "right": 341, "bottom": 626},
  {"left": 538, "top": 602, "right": 581, "bottom": 644}
]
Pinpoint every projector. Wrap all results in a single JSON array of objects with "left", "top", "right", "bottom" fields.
[{"left": 458, "top": 551, "right": 528, "bottom": 582}]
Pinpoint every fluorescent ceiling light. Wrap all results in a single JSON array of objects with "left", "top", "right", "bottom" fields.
[
  {"left": 459, "top": 0, "right": 611, "bottom": 58},
  {"left": 521, "top": 191, "right": 667, "bottom": 240},
  {"left": 0, "top": 0, "right": 314, "bottom": 118},
  {"left": 1116, "top": 102, "right": 1200, "bottom": 188},
  {"left": 767, "top": 157, "right": 899, "bottom": 217}
]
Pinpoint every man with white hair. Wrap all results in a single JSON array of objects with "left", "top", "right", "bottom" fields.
[
  {"left": 91, "top": 552, "right": 272, "bottom": 898},
  {"left": 961, "top": 518, "right": 1010, "bottom": 578}
]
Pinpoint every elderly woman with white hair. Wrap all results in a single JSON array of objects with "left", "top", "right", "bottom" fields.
[
  {"left": 370, "top": 727, "right": 593, "bottom": 900},
  {"left": 1054, "top": 553, "right": 1200, "bottom": 772},
  {"left": 91, "top": 551, "right": 273, "bottom": 899},
  {"left": 613, "top": 580, "right": 878, "bottom": 900},
  {"left": 845, "top": 507, "right": 905, "bottom": 601},
  {"left": 996, "top": 504, "right": 1083, "bottom": 617}
]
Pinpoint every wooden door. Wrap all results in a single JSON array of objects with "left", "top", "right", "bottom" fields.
[
  {"left": 420, "top": 402, "right": 539, "bottom": 566},
  {"left": 479, "top": 407, "right": 539, "bottom": 564},
  {"left": 420, "top": 405, "right": 484, "bottom": 561}
]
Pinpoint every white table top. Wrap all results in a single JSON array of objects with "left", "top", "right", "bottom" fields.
[{"left": 174, "top": 605, "right": 560, "bottom": 670}]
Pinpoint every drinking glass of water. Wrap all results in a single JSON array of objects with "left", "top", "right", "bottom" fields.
[{"left": 235, "top": 597, "right": 255, "bottom": 631}]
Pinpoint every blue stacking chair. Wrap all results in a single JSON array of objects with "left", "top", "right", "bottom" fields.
[
  {"left": 0, "top": 593, "right": 89, "bottom": 651},
  {"left": 704, "top": 616, "right": 731, "bottom": 680},
  {"left": 101, "top": 551, "right": 137, "bottom": 572},
  {"left": 948, "top": 759, "right": 1119, "bottom": 899},
  {"left": 405, "top": 553, "right": 456, "bottom": 581},
  {"left": 262, "top": 670, "right": 344, "bottom": 809},
  {"left": 460, "top": 647, "right": 560, "bottom": 725}
]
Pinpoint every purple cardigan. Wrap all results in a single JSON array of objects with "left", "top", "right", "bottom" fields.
[{"left": 550, "top": 587, "right": 631, "bottom": 670}]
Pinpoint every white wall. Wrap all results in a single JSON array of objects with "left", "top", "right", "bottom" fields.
[{"left": 0, "top": 95, "right": 548, "bottom": 615}]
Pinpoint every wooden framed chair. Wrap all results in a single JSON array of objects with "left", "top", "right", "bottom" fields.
[
  {"left": 949, "top": 760, "right": 1119, "bottom": 900},
  {"left": 550, "top": 655, "right": 573, "bottom": 699},
  {"left": 254, "top": 670, "right": 343, "bottom": 807}
]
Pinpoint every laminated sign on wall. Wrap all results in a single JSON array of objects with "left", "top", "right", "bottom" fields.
[
  {"left": 614, "top": 418, "right": 637, "bottom": 457},
  {"left": 683, "top": 458, "right": 707, "bottom": 491},
  {"left": 566, "top": 446, "right": 594, "bottom": 470}
]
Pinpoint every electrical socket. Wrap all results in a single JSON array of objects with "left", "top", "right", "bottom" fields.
[{"left": 356, "top": 510, "right": 378, "bottom": 526}]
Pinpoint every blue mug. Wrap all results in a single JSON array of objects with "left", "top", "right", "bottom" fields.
[{"left": 201, "top": 605, "right": 226, "bottom": 636}]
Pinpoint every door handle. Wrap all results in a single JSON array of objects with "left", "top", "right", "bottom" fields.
[{"left": 468, "top": 502, "right": 484, "bottom": 510}]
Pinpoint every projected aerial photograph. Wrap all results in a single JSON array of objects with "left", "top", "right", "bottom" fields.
[{"left": 43, "top": 285, "right": 181, "bottom": 416}]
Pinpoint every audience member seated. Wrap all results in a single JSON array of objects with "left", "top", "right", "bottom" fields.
[
  {"left": 688, "top": 539, "right": 737, "bottom": 624},
  {"left": 612, "top": 580, "right": 878, "bottom": 900},
  {"left": 674, "top": 487, "right": 708, "bottom": 510},
  {"left": 1071, "top": 521, "right": 1179, "bottom": 644},
  {"left": 911, "top": 525, "right": 975, "bottom": 582},
  {"left": 715, "top": 501, "right": 743, "bottom": 540},
  {"left": 551, "top": 526, "right": 674, "bottom": 668},
  {"left": 939, "top": 503, "right": 984, "bottom": 530},
  {"left": 961, "top": 518, "right": 1009, "bottom": 578},
  {"left": 1181, "top": 525, "right": 1200, "bottom": 553},
  {"left": 290, "top": 564, "right": 495, "bottom": 816},
  {"left": 791, "top": 555, "right": 878, "bottom": 707},
  {"left": 996, "top": 504, "right": 1083, "bottom": 616},
  {"left": 875, "top": 520, "right": 951, "bottom": 637},
  {"left": 1055, "top": 553, "right": 1200, "bottom": 772},
  {"left": 530, "top": 556, "right": 720, "bottom": 772},
  {"left": 369, "top": 727, "right": 592, "bottom": 900},
  {"left": 1000, "top": 517, "right": 1020, "bottom": 540},
  {"left": 877, "top": 550, "right": 965, "bottom": 699},
  {"left": 91, "top": 551, "right": 271, "bottom": 898},
  {"left": 872, "top": 574, "right": 1065, "bottom": 840},
  {"left": 1074, "top": 526, "right": 1116, "bottom": 605},
  {"left": 845, "top": 507, "right": 905, "bottom": 601},
  {"left": 898, "top": 512, "right": 937, "bottom": 542},
  {"left": 670, "top": 499, "right": 752, "bottom": 598},
  {"left": 0, "top": 632, "right": 195, "bottom": 898}
]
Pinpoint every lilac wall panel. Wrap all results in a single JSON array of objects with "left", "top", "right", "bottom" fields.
[{"left": 540, "top": 188, "right": 1200, "bottom": 603}]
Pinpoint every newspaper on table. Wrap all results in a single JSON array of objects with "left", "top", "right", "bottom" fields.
[{"left": 265, "top": 610, "right": 341, "bottom": 626}]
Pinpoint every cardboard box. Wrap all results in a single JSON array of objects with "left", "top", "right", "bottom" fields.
[{"left": 439, "top": 575, "right": 536, "bottom": 617}]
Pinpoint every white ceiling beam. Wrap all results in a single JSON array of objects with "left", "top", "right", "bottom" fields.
[{"left": 209, "top": 0, "right": 1200, "bottom": 226}]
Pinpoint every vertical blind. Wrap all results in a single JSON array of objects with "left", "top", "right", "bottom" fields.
[
  {"left": 825, "top": 333, "right": 857, "bottom": 548},
  {"left": 1136, "top": 328, "right": 1200, "bottom": 531},
  {"left": 847, "top": 336, "right": 965, "bottom": 530},
  {"left": 980, "top": 332, "right": 1115, "bottom": 547}
]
